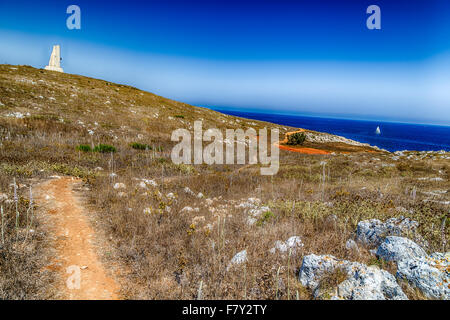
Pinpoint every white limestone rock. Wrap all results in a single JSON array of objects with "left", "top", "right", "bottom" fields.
[
  {"left": 397, "top": 252, "right": 449, "bottom": 299},
  {"left": 143, "top": 179, "right": 158, "bottom": 187},
  {"left": 227, "top": 250, "right": 248, "bottom": 271},
  {"left": 337, "top": 264, "right": 407, "bottom": 300},
  {"left": 356, "top": 216, "right": 419, "bottom": 247},
  {"left": 138, "top": 181, "right": 147, "bottom": 189},
  {"left": 166, "top": 192, "right": 176, "bottom": 200},
  {"left": 181, "top": 206, "right": 194, "bottom": 212},
  {"left": 269, "top": 236, "right": 303, "bottom": 254},
  {"left": 376, "top": 236, "right": 427, "bottom": 263},
  {"left": 356, "top": 219, "right": 385, "bottom": 246},
  {"left": 298, "top": 254, "right": 407, "bottom": 300},
  {"left": 237, "top": 198, "right": 271, "bottom": 226},
  {"left": 184, "top": 187, "right": 195, "bottom": 196},
  {"left": 230, "top": 250, "right": 247, "bottom": 265},
  {"left": 286, "top": 236, "right": 303, "bottom": 249},
  {"left": 113, "top": 183, "right": 126, "bottom": 190},
  {"left": 299, "top": 254, "right": 345, "bottom": 290}
]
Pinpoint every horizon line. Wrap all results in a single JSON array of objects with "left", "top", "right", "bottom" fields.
[{"left": 207, "top": 105, "right": 450, "bottom": 128}]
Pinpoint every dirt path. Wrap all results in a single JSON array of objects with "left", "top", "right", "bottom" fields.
[{"left": 35, "top": 176, "right": 120, "bottom": 300}]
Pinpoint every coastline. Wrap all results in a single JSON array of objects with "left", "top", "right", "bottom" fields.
[{"left": 210, "top": 107, "right": 450, "bottom": 153}]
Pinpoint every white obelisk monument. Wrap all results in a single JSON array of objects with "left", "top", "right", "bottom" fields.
[{"left": 45, "top": 45, "right": 64, "bottom": 73}]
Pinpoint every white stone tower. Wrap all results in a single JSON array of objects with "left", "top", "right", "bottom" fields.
[{"left": 45, "top": 45, "right": 64, "bottom": 73}]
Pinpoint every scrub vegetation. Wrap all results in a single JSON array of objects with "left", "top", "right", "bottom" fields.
[{"left": 0, "top": 65, "right": 448, "bottom": 299}]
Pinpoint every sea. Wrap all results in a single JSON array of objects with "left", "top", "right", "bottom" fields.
[{"left": 212, "top": 108, "right": 450, "bottom": 153}]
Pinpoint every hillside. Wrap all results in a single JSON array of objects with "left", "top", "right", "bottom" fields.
[{"left": 0, "top": 64, "right": 448, "bottom": 300}]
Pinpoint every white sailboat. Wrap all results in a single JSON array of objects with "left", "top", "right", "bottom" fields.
[{"left": 375, "top": 126, "right": 381, "bottom": 135}]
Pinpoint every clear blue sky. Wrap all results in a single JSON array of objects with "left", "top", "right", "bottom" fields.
[{"left": 1, "top": 0, "right": 449, "bottom": 125}]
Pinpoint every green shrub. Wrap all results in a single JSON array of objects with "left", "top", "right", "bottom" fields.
[
  {"left": 257, "top": 210, "right": 275, "bottom": 226},
  {"left": 130, "top": 142, "right": 151, "bottom": 150},
  {"left": 93, "top": 144, "right": 116, "bottom": 153},
  {"left": 174, "top": 115, "right": 185, "bottom": 119},
  {"left": 76, "top": 144, "right": 92, "bottom": 152},
  {"left": 130, "top": 143, "right": 163, "bottom": 151},
  {"left": 286, "top": 132, "right": 306, "bottom": 146}
]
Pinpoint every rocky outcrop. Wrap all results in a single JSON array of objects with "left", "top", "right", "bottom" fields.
[
  {"left": 303, "top": 131, "right": 381, "bottom": 150},
  {"left": 376, "top": 236, "right": 427, "bottom": 263},
  {"left": 298, "top": 254, "right": 407, "bottom": 300},
  {"left": 301, "top": 218, "right": 447, "bottom": 300},
  {"left": 356, "top": 216, "right": 420, "bottom": 247},
  {"left": 396, "top": 252, "right": 449, "bottom": 299},
  {"left": 373, "top": 236, "right": 448, "bottom": 299}
]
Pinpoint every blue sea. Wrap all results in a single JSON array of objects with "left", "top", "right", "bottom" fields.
[{"left": 212, "top": 109, "right": 450, "bottom": 152}]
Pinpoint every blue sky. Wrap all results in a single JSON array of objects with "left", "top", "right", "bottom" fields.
[{"left": 1, "top": 0, "right": 449, "bottom": 125}]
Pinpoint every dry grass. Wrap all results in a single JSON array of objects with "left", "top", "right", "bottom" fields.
[
  {"left": 0, "top": 175, "right": 55, "bottom": 299},
  {"left": 0, "top": 64, "right": 448, "bottom": 299}
]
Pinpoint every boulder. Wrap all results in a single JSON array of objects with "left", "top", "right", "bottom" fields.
[
  {"left": 356, "top": 216, "right": 419, "bottom": 247},
  {"left": 337, "top": 264, "right": 407, "bottom": 300},
  {"left": 299, "top": 254, "right": 338, "bottom": 290},
  {"left": 356, "top": 219, "right": 385, "bottom": 247},
  {"left": 298, "top": 254, "right": 407, "bottom": 300},
  {"left": 397, "top": 252, "right": 449, "bottom": 299},
  {"left": 376, "top": 236, "right": 427, "bottom": 263}
]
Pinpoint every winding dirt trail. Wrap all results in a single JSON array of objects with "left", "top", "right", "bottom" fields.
[{"left": 35, "top": 177, "right": 120, "bottom": 300}]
